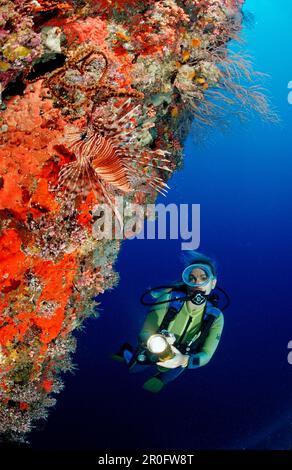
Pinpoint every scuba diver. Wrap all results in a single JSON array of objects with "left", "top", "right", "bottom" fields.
[{"left": 113, "top": 252, "right": 228, "bottom": 393}]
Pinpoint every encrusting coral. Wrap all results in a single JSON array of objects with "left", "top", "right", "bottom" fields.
[{"left": 0, "top": 0, "right": 271, "bottom": 442}]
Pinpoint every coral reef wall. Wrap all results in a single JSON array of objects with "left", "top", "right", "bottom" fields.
[{"left": 0, "top": 0, "right": 245, "bottom": 441}]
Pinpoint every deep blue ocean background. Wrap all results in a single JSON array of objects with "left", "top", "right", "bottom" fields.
[{"left": 30, "top": 0, "right": 292, "bottom": 451}]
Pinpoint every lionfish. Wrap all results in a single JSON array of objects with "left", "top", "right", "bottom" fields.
[{"left": 57, "top": 99, "right": 172, "bottom": 222}]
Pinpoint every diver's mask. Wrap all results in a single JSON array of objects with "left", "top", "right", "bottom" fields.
[{"left": 182, "top": 263, "right": 215, "bottom": 305}]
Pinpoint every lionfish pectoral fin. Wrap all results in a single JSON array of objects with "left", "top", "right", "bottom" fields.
[{"left": 98, "top": 179, "right": 123, "bottom": 231}]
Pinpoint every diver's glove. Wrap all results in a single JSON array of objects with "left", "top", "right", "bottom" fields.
[{"left": 157, "top": 345, "right": 189, "bottom": 369}]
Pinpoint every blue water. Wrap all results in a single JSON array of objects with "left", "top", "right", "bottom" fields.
[{"left": 30, "top": 0, "right": 292, "bottom": 451}]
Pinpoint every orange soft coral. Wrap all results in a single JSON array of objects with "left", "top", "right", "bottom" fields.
[
  {"left": 0, "top": 81, "right": 65, "bottom": 220},
  {"left": 0, "top": 229, "right": 26, "bottom": 294}
]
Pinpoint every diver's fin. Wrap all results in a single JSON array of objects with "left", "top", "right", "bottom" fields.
[
  {"left": 111, "top": 352, "right": 124, "bottom": 363},
  {"left": 143, "top": 377, "right": 165, "bottom": 393},
  {"left": 111, "top": 343, "right": 134, "bottom": 364}
]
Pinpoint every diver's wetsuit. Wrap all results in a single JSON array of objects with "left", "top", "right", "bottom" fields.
[
  {"left": 128, "top": 291, "right": 224, "bottom": 390},
  {"left": 140, "top": 292, "right": 224, "bottom": 368}
]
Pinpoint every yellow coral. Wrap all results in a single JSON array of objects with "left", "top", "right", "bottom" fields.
[
  {"left": 0, "top": 61, "right": 10, "bottom": 71},
  {"left": 3, "top": 45, "right": 31, "bottom": 61},
  {"left": 14, "top": 46, "right": 31, "bottom": 58},
  {"left": 171, "top": 106, "right": 179, "bottom": 117},
  {"left": 182, "top": 50, "right": 190, "bottom": 63},
  {"left": 9, "top": 350, "right": 19, "bottom": 362},
  {"left": 187, "top": 70, "right": 196, "bottom": 80}
]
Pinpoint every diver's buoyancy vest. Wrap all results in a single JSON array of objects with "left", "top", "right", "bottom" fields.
[{"left": 158, "top": 289, "right": 222, "bottom": 355}]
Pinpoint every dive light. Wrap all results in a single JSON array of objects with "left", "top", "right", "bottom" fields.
[{"left": 146, "top": 333, "right": 175, "bottom": 362}]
